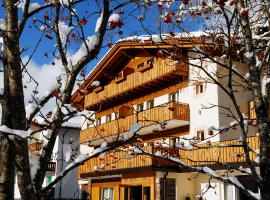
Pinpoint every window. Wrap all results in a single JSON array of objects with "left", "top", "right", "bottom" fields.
[
  {"left": 137, "top": 103, "right": 144, "bottom": 112},
  {"left": 195, "top": 82, "right": 204, "bottom": 95},
  {"left": 169, "top": 138, "right": 177, "bottom": 147},
  {"left": 147, "top": 100, "right": 154, "bottom": 109},
  {"left": 147, "top": 58, "right": 154, "bottom": 64},
  {"left": 106, "top": 114, "right": 111, "bottom": 123},
  {"left": 114, "top": 112, "right": 119, "bottom": 120},
  {"left": 169, "top": 92, "right": 178, "bottom": 102},
  {"left": 115, "top": 71, "right": 123, "bottom": 79},
  {"left": 197, "top": 130, "right": 205, "bottom": 141},
  {"left": 137, "top": 62, "right": 144, "bottom": 69},
  {"left": 101, "top": 188, "right": 114, "bottom": 200},
  {"left": 96, "top": 118, "right": 101, "bottom": 126}
]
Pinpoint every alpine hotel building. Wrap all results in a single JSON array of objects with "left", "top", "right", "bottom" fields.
[{"left": 71, "top": 36, "right": 260, "bottom": 200}]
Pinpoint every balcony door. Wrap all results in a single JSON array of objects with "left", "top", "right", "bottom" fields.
[{"left": 124, "top": 186, "right": 143, "bottom": 200}]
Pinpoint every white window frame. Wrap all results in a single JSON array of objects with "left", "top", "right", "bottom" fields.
[
  {"left": 169, "top": 92, "right": 178, "bottom": 102},
  {"left": 101, "top": 187, "right": 114, "bottom": 200}
]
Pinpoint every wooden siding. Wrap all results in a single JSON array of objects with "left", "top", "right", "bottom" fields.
[
  {"left": 84, "top": 58, "right": 188, "bottom": 109},
  {"left": 80, "top": 102, "right": 189, "bottom": 144},
  {"left": 79, "top": 136, "right": 259, "bottom": 177}
]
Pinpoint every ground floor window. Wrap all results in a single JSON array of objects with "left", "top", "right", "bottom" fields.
[
  {"left": 101, "top": 187, "right": 114, "bottom": 200},
  {"left": 160, "top": 178, "right": 176, "bottom": 200}
]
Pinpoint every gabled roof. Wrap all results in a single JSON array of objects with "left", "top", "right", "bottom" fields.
[{"left": 71, "top": 33, "right": 211, "bottom": 108}]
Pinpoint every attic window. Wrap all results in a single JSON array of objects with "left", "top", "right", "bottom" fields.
[
  {"left": 137, "top": 63, "right": 144, "bottom": 69},
  {"left": 138, "top": 59, "right": 153, "bottom": 72},
  {"left": 115, "top": 71, "right": 125, "bottom": 83},
  {"left": 147, "top": 58, "right": 154, "bottom": 64}
]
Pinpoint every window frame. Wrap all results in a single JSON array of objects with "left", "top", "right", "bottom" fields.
[
  {"left": 137, "top": 103, "right": 144, "bottom": 112},
  {"left": 146, "top": 99, "right": 154, "bottom": 109},
  {"left": 195, "top": 82, "right": 204, "bottom": 95},
  {"left": 96, "top": 118, "right": 101, "bottom": 126},
  {"left": 106, "top": 114, "right": 112, "bottom": 123},
  {"left": 169, "top": 92, "right": 178, "bottom": 102},
  {"left": 100, "top": 187, "right": 114, "bottom": 200},
  {"left": 197, "top": 130, "right": 205, "bottom": 141}
]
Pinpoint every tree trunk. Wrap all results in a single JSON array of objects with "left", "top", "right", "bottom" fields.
[
  {"left": 0, "top": 138, "right": 15, "bottom": 200},
  {"left": 1, "top": 0, "right": 36, "bottom": 199}
]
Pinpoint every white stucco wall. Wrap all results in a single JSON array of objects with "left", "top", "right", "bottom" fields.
[{"left": 156, "top": 171, "right": 240, "bottom": 200}]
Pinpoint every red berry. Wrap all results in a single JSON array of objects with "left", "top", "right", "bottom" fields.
[
  {"left": 240, "top": 7, "right": 249, "bottom": 16},
  {"left": 71, "top": 33, "right": 77, "bottom": 39},
  {"left": 44, "top": 13, "right": 49, "bottom": 20}
]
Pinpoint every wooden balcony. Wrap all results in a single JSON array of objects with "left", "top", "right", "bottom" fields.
[
  {"left": 179, "top": 136, "right": 259, "bottom": 166},
  {"left": 79, "top": 136, "right": 260, "bottom": 178},
  {"left": 84, "top": 59, "right": 188, "bottom": 111},
  {"left": 29, "top": 142, "right": 43, "bottom": 155},
  {"left": 80, "top": 102, "right": 190, "bottom": 146},
  {"left": 79, "top": 145, "right": 179, "bottom": 178}
]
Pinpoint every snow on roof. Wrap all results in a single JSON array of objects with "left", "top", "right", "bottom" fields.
[{"left": 119, "top": 30, "right": 210, "bottom": 43}]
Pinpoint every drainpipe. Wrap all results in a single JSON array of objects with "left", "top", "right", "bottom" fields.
[{"left": 163, "top": 172, "right": 168, "bottom": 200}]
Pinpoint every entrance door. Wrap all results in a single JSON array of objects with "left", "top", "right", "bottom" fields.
[{"left": 124, "top": 186, "right": 142, "bottom": 200}]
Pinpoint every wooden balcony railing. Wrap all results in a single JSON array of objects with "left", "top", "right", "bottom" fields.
[
  {"left": 29, "top": 142, "right": 43, "bottom": 153},
  {"left": 178, "top": 136, "right": 259, "bottom": 166},
  {"left": 78, "top": 145, "right": 178, "bottom": 177},
  {"left": 47, "top": 162, "right": 56, "bottom": 171},
  {"left": 80, "top": 102, "right": 189, "bottom": 144},
  {"left": 79, "top": 136, "right": 260, "bottom": 177},
  {"left": 84, "top": 59, "right": 188, "bottom": 110}
]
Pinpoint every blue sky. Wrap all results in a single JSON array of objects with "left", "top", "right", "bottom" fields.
[{"left": 0, "top": 0, "right": 202, "bottom": 72}]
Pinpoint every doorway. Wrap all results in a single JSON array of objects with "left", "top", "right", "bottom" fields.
[{"left": 124, "top": 186, "right": 142, "bottom": 200}]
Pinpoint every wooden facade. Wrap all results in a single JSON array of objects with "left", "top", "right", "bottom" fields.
[
  {"left": 84, "top": 58, "right": 188, "bottom": 110},
  {"left": 71, "top": 40, "right": 258, "bottom": 200}
]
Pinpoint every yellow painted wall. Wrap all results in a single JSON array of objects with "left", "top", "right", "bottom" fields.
[
  {"left": 90, "top": 175, "right": 155, "bottom": 200},
  {"left": 156, "top": 172, "right": 195, "bottom": 200},
  {"left": 91, "top": 181, "right": 120, "bottom": 200}
]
